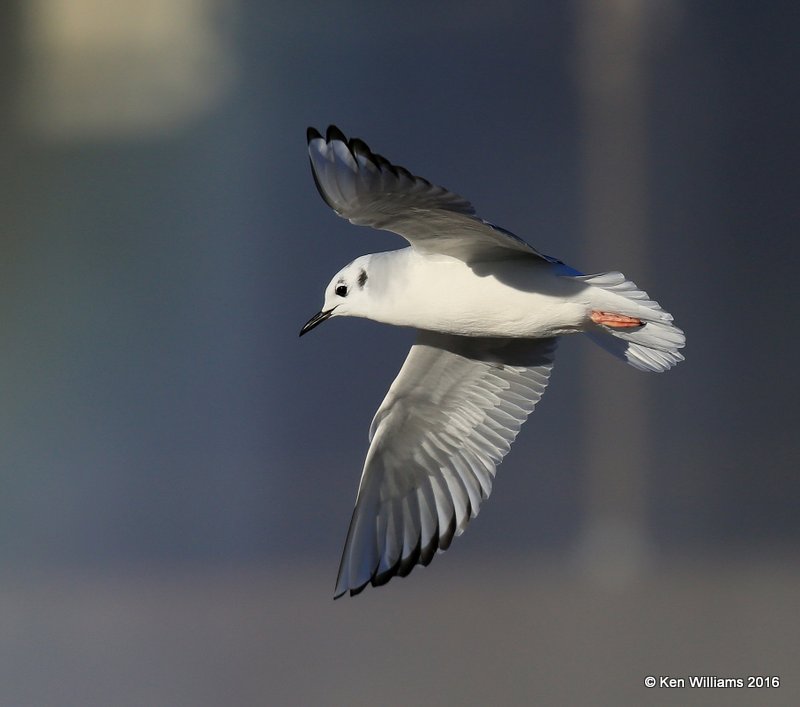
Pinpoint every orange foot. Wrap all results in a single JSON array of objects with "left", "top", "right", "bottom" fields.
[{"left": 591, "top": 311, "right": 643, "bottom": 328}]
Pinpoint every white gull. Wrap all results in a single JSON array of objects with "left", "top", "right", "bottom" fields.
[{"left": 300, "top": 126, "right": 685, "bottom": 598}]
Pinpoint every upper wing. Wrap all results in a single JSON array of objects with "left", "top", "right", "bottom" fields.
[
  {"left": 334, "top": 331, "right": 557, "bottom": 598},
  {"left": 308, "top": 125, "right": 559, "bottom": 264}
]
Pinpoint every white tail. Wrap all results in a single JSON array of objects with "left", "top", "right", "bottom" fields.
[{"left": 574, "top": 271, "right": 686, "bottom": 373}]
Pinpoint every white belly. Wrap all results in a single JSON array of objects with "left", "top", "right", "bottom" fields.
[{"left": 381, "top": 252, "right": 592, "bottom": 338}]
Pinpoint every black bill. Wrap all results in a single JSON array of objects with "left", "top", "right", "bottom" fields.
[{"left": 299, "top": 308, "right": 336, "bottom": 337}]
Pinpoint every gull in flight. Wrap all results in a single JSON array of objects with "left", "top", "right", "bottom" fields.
[{"left": 300, "top": 126, "right": 685, "bottom": 598}]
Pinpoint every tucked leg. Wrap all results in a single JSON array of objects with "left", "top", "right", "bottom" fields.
[{"left": 590, "top": 311, "right": 642, "bottom": 328}]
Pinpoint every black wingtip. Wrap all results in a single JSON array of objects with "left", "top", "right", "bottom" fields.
[
  {"left": 397, "top": 536, "right": 422, "bottom": 577},
  {"left": 349, "top": 581, "right": 369, "bottom": 598},
  {"left": 349, "top": 137, "right": 371, "bottom": 156},
  {"left": 420, "top": 534, "right": 438, "bottom": 566},
  {"left": 371, "top": 555, "right": 403, "bottom": 588},
  {"left": 306, "top": 126, "right": 322, "bottom": 143},
  {"left": 326, "top": 125, "right": 347, "bottom": 143},
  {"left": 438, "top": 514, "right": 457, "bottom": 552}
]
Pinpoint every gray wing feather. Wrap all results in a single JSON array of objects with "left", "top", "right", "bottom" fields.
[
  {"left": 334, "top": 332, "right": 557, "bottom": 598},
  {"left": 308, "top": 126, "right": 555, "bottom": 263}
]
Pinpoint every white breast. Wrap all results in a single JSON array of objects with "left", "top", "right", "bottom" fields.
[{"left": 372, "top": 250, "right": 592, "bottom": 338}]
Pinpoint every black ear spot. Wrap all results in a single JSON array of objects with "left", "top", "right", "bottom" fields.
[{"left": 358, "top": 269, "right": 368, "bottom": 288}]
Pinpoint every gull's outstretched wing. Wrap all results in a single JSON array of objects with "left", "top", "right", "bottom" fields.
[
  {"left": 308, "top": 125, "right": 561, "bottom": 265},
  {"left": 334, "top": 332, "right": 557, "bottom": 598}
]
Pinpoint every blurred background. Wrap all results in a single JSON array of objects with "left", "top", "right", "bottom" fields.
[{"left": 1, "top": 1, "right": 798, "bottom": 705}]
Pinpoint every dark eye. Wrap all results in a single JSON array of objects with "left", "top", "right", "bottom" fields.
[{"left": 335, "top": 284, "right": 348, "bottom": 297}]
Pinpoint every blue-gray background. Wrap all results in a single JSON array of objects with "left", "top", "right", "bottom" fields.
[{"left": 1, "top": 1, "right": 798, "bottom": 705}]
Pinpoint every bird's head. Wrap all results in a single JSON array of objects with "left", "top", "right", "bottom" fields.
[{"left": 299, "top": 256, "right": 372, "bottom": 336}]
